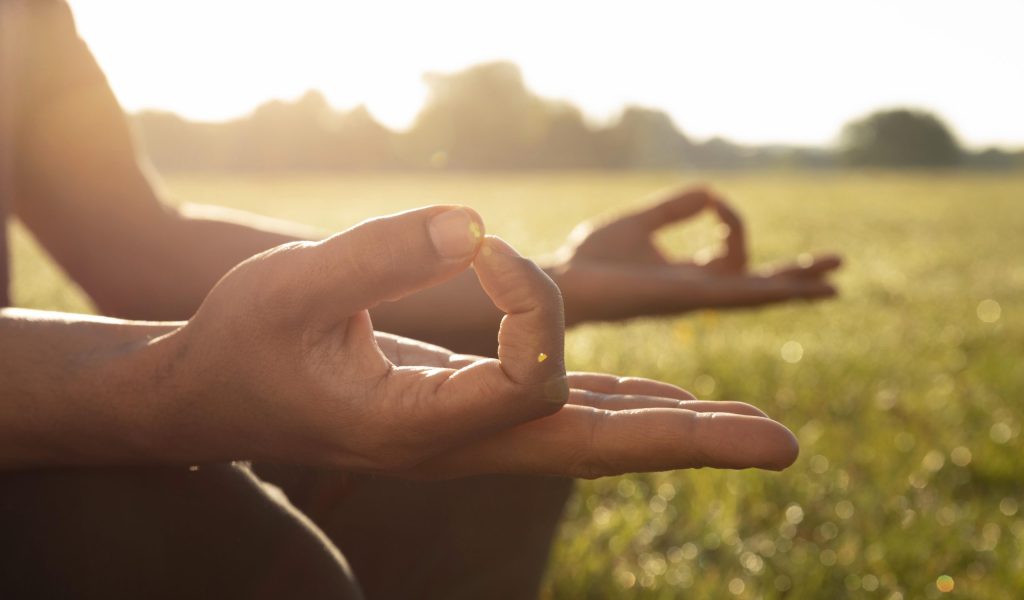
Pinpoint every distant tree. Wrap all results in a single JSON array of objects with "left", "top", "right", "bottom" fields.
[
  {"left": 691, "top": 137, "right": 748, "bottom": 169},
  {"left": 133, "top": 92, "right": 396, "bottom": 171},
  {"left": 964, "top": 147, "right": 1024, "bottom": 170},
  {"left": 400, "top": 62, "right": 548, "bottom": 169},
  {"left": 839, "top": 108, "right": 961, "bottom": 167},
  {"left": 598, "top": 107, "right": 693, "bottom": 169},
  {"left": 324, "top": 106, "right": 398, "bottom": 169},
  {"left": 235, "top": 90, "right": 334, "bottom": 170},
  {"left": 533, "top": 101, "right": 601, "bottom": 168},
  {"left": 144, "top": 62, "right": 996, "bottom": 173}
]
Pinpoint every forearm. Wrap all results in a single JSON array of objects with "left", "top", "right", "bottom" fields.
[
  {"left": 107, "top": 203, "right": 316, "bottom": 320},
  {"left": 0, "top": 308, "right": 180, "bottom": 467},
  {"left": 13, "top": 81, "right": 313, "bottom": 321},
  {"left": 23, "top": 198, "right": 312, "bottom": 321}
]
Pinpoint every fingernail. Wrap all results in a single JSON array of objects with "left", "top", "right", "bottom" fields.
[{"left": 429, "top": 208, "right": 483, "bottom": 259}]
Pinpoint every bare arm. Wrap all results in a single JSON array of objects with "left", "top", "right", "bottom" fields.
[
  {"left": 10, "top": 75, "right": 508, "bottom": 357},
  {"left": 0, "top": 210, "right": 798, "bottom": 474},
  {"left": 0, "top": 308, "right": 178, "bottom": 466},
  {"left": 15, "top": 84, "right": 840, "bottom": 356},
  {"left": 13, "top": 81, "right": 306, "bottom": 321},
  {"left": 12, "top": 3, "right": 837, "bottom": 354},
  {"left": 13, "top": 73, "right": 507, "bottom": 354}
]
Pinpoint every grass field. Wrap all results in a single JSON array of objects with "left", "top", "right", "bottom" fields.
[{"left": 10, "top": 171, "right": 1023, "bottom": 598}]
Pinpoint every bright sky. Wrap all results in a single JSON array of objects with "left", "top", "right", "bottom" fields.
[{"left": 68, "top": 0, "right": 1024, "bottom": 148}]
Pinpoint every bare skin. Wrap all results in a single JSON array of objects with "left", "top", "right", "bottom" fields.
[
  {"left": 0, "top": 207, "right": 798, "bottom": 475},
  {"left": 2, "top": 46, "right": 833, "bottom": 474},
  {"left": 368, "top": 187, "right": 842, "bottom": 353},
  {"left": 14, "top": 88, "right": 837, "bottom": 356},
  {"left": 554, "top": 187, "right": 842, "bottom": 323}
]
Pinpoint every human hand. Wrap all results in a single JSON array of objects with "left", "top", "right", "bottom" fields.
[
  {"left": 375, "top": 331, "right": 797, "bottom": 478},
  {"left": 148, "top": 206, "right": 797, "bottom": 477},
  {"left": 554, "top": 187, "right": 842, "bottom": 323}
]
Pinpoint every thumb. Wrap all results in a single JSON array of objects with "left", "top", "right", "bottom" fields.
[{"left": 307, "top": 205, "right": 484, "bottom": 320}]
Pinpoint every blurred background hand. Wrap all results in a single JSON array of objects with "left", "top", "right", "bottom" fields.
[{"left": 554, "top": 187, "right": 842, "bottom": 323}]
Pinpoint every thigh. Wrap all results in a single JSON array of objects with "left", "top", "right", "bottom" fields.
[
  {"left": 0, "top": 463, "right": 363, "bottom": 600},
  {"left": 257, "top": 466, "right": 574, "bottom": 600}
]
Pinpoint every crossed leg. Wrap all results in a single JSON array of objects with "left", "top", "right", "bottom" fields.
[
  {"left": 0, "top": 464, "right": 362, "bottom": 600},
  {"left": 256, "top": 465, "right": 574, "bottom": 600},
  {"left": 0, "top": 463, "right": 572, "bottom": 600}
]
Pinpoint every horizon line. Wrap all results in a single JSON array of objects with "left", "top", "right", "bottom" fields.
[{"left": 127, "top": 88, "right": 1024, "bottom": 153}]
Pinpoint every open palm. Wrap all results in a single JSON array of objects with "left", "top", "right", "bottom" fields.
[
  {"left": 375, "top": 329, "right": 788, "bottom": 478},
  {"left": 171, "top": 205, "right": 798, "bottom": 479}
]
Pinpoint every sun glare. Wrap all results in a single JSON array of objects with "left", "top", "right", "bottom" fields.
[
  {"left": 69, "top": 0, "right": 432, "bottom": 127},
  {"left": 68, "top": 0, "right": 1024, "bottom": 146}
]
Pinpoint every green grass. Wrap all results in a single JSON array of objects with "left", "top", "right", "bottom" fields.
[{"left": 11, "top": 171, "right": 1024, "bottom": 598}]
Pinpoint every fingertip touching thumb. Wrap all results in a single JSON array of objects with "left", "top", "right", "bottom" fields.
[
  {"left": 428, "top": 207, "right": 485, "bottom": 259},
  {"left": 474, "top": 235, "right": 568, "bottom": 403}
]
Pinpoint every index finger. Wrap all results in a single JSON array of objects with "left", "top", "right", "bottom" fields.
[{"left": 624, "top": 187, "right": 715, "bottom": 232}]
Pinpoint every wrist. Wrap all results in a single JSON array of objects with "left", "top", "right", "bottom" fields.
[{"left": 82, "top": 321, "right": 191, "bottom": 464}]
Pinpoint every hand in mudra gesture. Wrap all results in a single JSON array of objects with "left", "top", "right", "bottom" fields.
[
  {"left": 151, "top": 205, "right": 797, "bottom": 478},
  {"left": 557, "top": 187, "right": 842, "bottom": 322}
]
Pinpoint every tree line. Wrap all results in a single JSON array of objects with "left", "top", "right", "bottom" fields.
[{"left": 131, "top": 61, "right": 1024, "bottom": 172}]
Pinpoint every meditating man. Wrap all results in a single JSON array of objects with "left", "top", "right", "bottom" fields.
[{"left": 0, "top": 1, "right": 840, "bottom": 598}]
